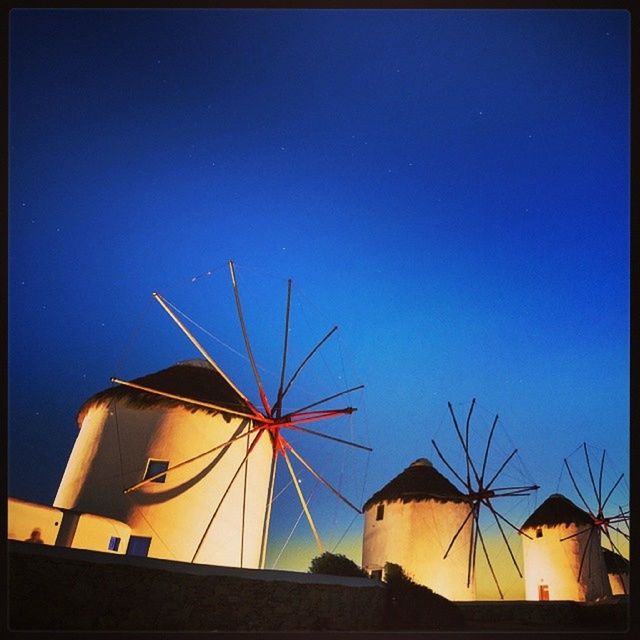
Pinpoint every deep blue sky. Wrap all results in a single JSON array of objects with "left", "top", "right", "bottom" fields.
[{"left": 8, "top": 9, "right": 629, "bottom": 591}]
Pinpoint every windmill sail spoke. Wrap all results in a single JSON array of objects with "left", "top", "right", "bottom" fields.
[
  {"left": 485, "top": 500, "right": 533, "bottom": 540},
  {"left": 602, "top": 527, "right": 626, "bottom": 559},
  {"left": 600, "top": 473, "right": 624, "bottom": 513},
  {"left": 124, "top": 421, "right": 260, "bottom": 493},
  {"left": 152, "top": 292, "right": 256, "bottom": 411},
  {"left": 486, "top": 503, "right": 523, "bottom": 577},
  {"left": 607, "top": 524, "right": 630, "bottom": 542},
  {"left": 448, "top": 402, "right": 481, "bottom": 486},
  {"left": 466, "top": 506, "right": 478, "bottom": 588},
  {"left": 280, "top": 326, "right": 338, "bottom": 402},
  {"left": 472, "top": 506, "right": 504, "bottom": 599},
  {"left": 287, "top": 443, "right": 362, "bottom": 513},
  {"left": 597, "top": 450, "right": 606, "bottom": 514},
  {"left": 442, "top": 506, "right": 475, "bottom": 560},
  {"left": 281, "top": 446, "right": 324, "bottom": 553},
  {"left": 259, "top": 451, "right": 278, "bottom": 569},
  {"left": 464, "top": 398, "right": 476, "bottom": 489},
  {"left": 616, "top": 506, "right": 630, "bottom": 531},
  {"left": 577, "top": 525, "right": 595, "bottom": 582},
  {"left": 480, "top": 414, "right": 499, "bottom": 487},
  {"left": 431, "top": 439, "right": 467, "bottom": 489},
  {"left": 484, "top": 449, "right": 518, "bottom": 491},
  {"left": 191, "top": 429, "right": 265, "bottom": 562},
  {"left": 111, "top": 377, "right": 262, "bottom": 420},
  {"left": 563, "top": 459, "right": 595, "bottom": 516},
  {"left": 283, "top": 423, "right": 372, "bottom": 451},
  {"left": 228, "top": 260, "right": 271, "bottom": 415},
  {"left": 470, "top": 512, "right": 479, "bottom": 589},
  {"left": 278, "top": 407, "right": 357, "bottom": 427},
  {"left": 273, "top": 279, "right": 292, "bottom": 419},
  {"left": 283, "top": 385, "right": 364, "bottom": 417},
  {"left": 490, "top": 485, "right": 539, "bottom": 498},
  {"left": 559, "top": 526, "right": 592, "bottom": 542},
  {"left": 583, "top": 443, "right": 602, "bottom": 514},
  {"left": 240, "top": 426, "right": 250, "bottom": 567}
]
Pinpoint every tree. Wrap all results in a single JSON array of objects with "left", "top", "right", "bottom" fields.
[
  {"left": 383, "top": 562, "right": 463, "bottom": 630},
  {"left": 308, "top": 552, "right": 367, "bottom": 577}
]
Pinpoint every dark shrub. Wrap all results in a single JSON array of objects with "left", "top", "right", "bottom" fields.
[
  {"left": 383, "top": 562, "right": 465, "bottom": 630},
  {"left": 308, "top": 552, "right": 368, "bottom": 577}
]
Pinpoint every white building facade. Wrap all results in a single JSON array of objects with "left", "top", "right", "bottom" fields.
[
  {"left": 362, "top": 458, "right": 476, "bottom": 601},
  {"left": 521, "top": 493, "right": 611, "bottom": 602},
  {"left": 53, "top": 361, "right": 273, "bottom": 567}
]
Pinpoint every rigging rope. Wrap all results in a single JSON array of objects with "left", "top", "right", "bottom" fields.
[
  {"left": 331, "top": 511, "right": 360, "bottom": 554},
  {"left": 271, "top": 486, "right": 318, "bottom": 569},
  {"left": 272, "top": 479, "right": 293, "bottom": 504},
  {"left": 162, "top": 295, "right": 269, "bottom": 371},
  {"left": 112, "top": 296, "right": 155, "bottom": 376}
]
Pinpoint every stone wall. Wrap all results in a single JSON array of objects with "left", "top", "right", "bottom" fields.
[
  {"left": 8, "top": 541, "right": 384, "bottom": 632},
  {"left": 457, "top": 600, "right": 629, "bottom": 631}
]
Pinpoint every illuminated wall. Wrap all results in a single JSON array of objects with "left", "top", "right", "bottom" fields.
[
  {"left": 522, "top": 523, "right": 611, "bottom": 602},
  {"left": 362, "top": 497, "right": 476, "bottom": 601},
  {"left": 7, "top": 497, "right": 63, "bottom": 545},
  {"left": 54, "top": 400, "right": 272, "bottom": 567},
  {"left": 7, "top": 497, "right": 131, "bottom": 555},
  {"left": 71, "top": 513, "right": 131, "bottom": 554},
  {"left": 608, "top": 571, "right": 629, "bottom": 596}
]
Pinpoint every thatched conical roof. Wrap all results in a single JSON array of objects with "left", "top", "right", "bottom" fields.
[
  {"left": 602, "top": 548, "right": 629, "bottom": 574},
  {"left": 521, "top": 493, "right": 593, "bottom": 529},
  {"left": 76, "top": 360, "right": 252, "bottom": 426},
  {"left": 362, "top": 458, "right": 467, "bottom": 512}
]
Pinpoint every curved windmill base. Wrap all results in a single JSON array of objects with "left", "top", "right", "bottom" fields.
[
  {"left": 54, "top": 401, "right": 273, "bottom": 568},
  {"left": 522, "top": 524, "right": 611, "bottom": 602},
  {"left": 363, "top": 499, "right": 476, "bottom": 601}
]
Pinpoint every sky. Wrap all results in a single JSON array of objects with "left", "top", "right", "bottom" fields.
[{"left": 8, "top": 9, "right": 629, "bottom": 599}]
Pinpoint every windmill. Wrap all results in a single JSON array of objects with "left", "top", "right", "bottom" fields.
[
  {"left": 56, "top": 260, "right": 371, "bottom": 568},
  {"left": 560, "top": 442, "right": 629, "bottom": 589},
  {"left": 430, "top": 398, "right": 539, "bottom": 599}
]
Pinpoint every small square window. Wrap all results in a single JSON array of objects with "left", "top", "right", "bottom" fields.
[
  {"left": 126, "top": 536, "right": 152, "bottom": 557},
  {"left": 536, "top": 528, "right": 543, "bottom": 538},
  {"left": 108, "top": 536, "right": 121, "bottom": 551},
  {"left": 144, "top": 459, "right": 169, "bottom": 483},
  {"left": 376, "top": 504, "right": 384, "bottom": 521}
]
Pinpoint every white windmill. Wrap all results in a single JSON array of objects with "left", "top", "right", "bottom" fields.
[
  {"left": 362, "top": 399, "right": 538, "bottom": 600},
  {"left": 430, "top": 398, "right": 539, "bottom": 599},
  {"left": 521, "top": 442, "right": 629, "bottom": 601},
  {"left": 55, "top": 260, "right": 371, "bottom": 568},
  {"left": 361, "top": 457, "right": 476, "bottom": 601}
]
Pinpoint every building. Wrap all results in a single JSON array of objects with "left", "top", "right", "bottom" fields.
[
  {"left": 361, "top": 458, "right": 476, "bottom": 601},
  {"left": 602, "top": 547, "right": 629, "bottom": 596},
  {"left": 521, "top": 493, "right": 611, "bottom": 601},
  {"left": 8, "top": 496, "right": 131, "bottom": 552},
  {"left": 10, "top": 360, "right": 273, "bottom": 568}
]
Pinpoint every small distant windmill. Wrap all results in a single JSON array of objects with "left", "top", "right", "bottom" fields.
[
  {"left": 561, "top": 442, "right": 629, "bottom": 587},
  {"left": 431, "top": 398, "right": 539, "bottom": 599}
]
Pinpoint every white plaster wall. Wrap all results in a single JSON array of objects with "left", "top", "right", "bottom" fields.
[
  {"left": 54, "top": 402, "right": 272, "bottom": 568},
  {"left": 71, "top": 513, "right": 131, "bottom": 555},
  {"left": 7, "top": 497, "right": 63, "bottom": 545},
  {"left": 362, "top": 499, "right": 476, "bottom": 601},
  {"left": 522, "top": 524, "right": 611, "bottom": 601}
]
